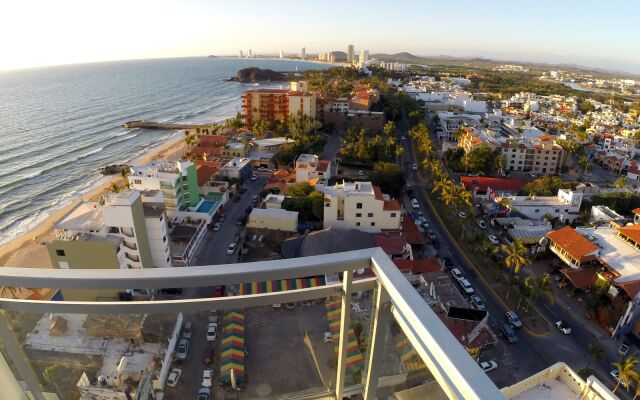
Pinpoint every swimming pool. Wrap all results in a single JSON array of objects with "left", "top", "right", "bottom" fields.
[{"left": 195, "top": 199, "right": 217, "bottom": 214}]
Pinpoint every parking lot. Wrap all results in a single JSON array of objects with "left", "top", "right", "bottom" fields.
[{"left": 240, "top": 304, "right": 334, "bottom": 399}]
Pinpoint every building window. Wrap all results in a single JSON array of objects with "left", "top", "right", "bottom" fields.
[
  {"left": 535, "top": 209, "right": 540, "bottom": 213},
  {"left": 55, "top": 249, "right": 65, "bottom": 257},
  {"left": 356, "top": 213, "right": 362, "bottom": 218},
  {"left": 555, "top": 209, "right": 560, "bottom": 213},
  {"left": 356, "top": 222, "right": 360, "bottom": 226},
  {"left": 166, "top": 257, "right": 170, "bottom": 263},
  {"left": 356, "top": 203, "right": 363, "bottom": 209},
  {"left": 162, "top": 235, "right": 167, "bottom": 243},
  {"left": 371, "top": 222, "right": 376, "bottom": 226},
  {"left": 368, "top": 213, "right": 374, "bottom": 218},
  {"left": 134, "top": 179, "right": 142, "bottom": 184},
  {"left": 390, "top": 213, "right": 397, "bottom": 218}
]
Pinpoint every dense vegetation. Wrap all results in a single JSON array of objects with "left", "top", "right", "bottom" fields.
[
  {"left": 370, "top": 162, "right": 406, "bottom": 198},
  {"left": 520, "top": 176, "right": 573, "bottom": 197},
  {"left": 281, "top": 182, "right": 324, "bottom": 222},
  {"left": 338, "top": 122, "right": 403, "bottom": 165}
]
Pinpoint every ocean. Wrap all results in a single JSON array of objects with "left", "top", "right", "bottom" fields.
[{"left": 0, "top": 57, "right": 330, "bottom": 246}]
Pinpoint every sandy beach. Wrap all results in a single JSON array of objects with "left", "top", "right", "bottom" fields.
[{"left": 0, "top": 133, "right": 187, "bottom": 269}]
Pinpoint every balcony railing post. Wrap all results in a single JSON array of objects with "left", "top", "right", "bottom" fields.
[
  {"left": 0, "top": 311, "right": 45, "bottom": 400},
  {"left": 363, "top": 283, "right": 390, "bottom": 400},
  {"left": 335, "top": 269, "right": 353, "bottom": 400}
]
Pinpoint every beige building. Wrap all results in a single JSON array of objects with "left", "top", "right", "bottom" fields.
[
  {"left": 247, "top": 208, "right": 298, "bottom": 232},
  {"left": 242, "top": 82, "right": 316, "bottom": 127},
  {"left": 323, "top": 181, "right": 402, "bottom": 233}
]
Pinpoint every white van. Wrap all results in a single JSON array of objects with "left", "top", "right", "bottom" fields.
[{"left": 411, "top": 199, "right": 420, "bottom": 209}]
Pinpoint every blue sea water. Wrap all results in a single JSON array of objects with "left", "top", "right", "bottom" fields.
[{"left": 0, "top": 57, "right": 329, "bottom": 246}]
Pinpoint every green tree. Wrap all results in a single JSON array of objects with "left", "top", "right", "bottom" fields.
[
  {"left": 252, "top": 120, "right": 271, "bottom": 139},
  {"left": 586, "top": 343, "right": 604, "bottom": 370},
  {"left": 308, "top": 191, "right": 324, "bottom": 221},
  {"left": 288, "top": 181, "right": 315, "bottom": 197},
  {"left": 578, "top": 155, "right": 590, "bottom": 177},
  {"left": 383, "top": 121, "right": 396, "bottom": 136},
  {"left": 615, "top": 176, "right": 628, "bottom": 189},
  {"left": 500, "top": 239, "right": 530, "bottom": 274},
  {"left": 370, "top": 162, "right": 406, "bottom": 198},
  {"left": 612, "top": 355, "right": 639, "bottom": 393},
  {"left": 521, "top": 176, "right": 571, "bottom": 197},
  {"left": 523, "top": 275, "right": 554, "bottom": 310}
]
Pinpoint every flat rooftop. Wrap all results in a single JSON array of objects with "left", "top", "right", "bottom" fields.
[
  {"left": 55, "top": 202, "right": 103, "bottom": 231},
  {"left": 576, "top": 226, "right": 640, "bottom": 283},
  {"left": 508, "top": 376, "right": 577, "bottom": 400}
]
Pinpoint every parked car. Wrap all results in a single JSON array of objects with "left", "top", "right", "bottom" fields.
[
  {"left": 501, "top": 324, "right": 518, "bottom": 344},
  {"left": 226, "top": 243, "right": 237, "bottom": 255},
  {"left": 202, "top": 366, "right": 213, "bottom": 388},
  {"left": 451, "top": 268, "right": 465, "bottom": 282},
  {"left": 182, "top": 321, "right": 192, "bottom": 339},
  {"left": 239, "top": 185, "right": 247, "bottom": 194},
  {"left": 218, "top": 214, "right": 226, "bottom": 222},
  {"left": 506, "top": 310, "right": 523, "bottom": 328},
  {"left": 478, "top": 360, "right": 498, "bottom": 373},
  {"left": 401, "top": 135, "right": 406, "bottom": 140},
  {"left": 208, "top": 311, "right": 218, "bottom": 323},
  {"left": 213, "top": 285, "right": 225, "bottom": 297},
  {"left": 610, "top": 369, "right": 630, "bottom": 390},
  {"left": 272, "top": 303, "right": 282, "bottom": 309},
  {"left": 258, "top": 167, "right": 269, "bottom": 172},
  {"left": 432, "top": 238, "right": 441, "bottom": 249},
  {"left": 528, "top": 172, "right": 537, "bottom": 179},
  {"left": 442, "top": 257, "right": 454, "bottom": 269},
  {"left": 198, "top": 387, "right": 211, "bottom": 400},
  {"left": 212, "top": 222, "right": 221, "bottom": 231},
  {"left": 166, "top": 368, "right": 182, "bottom": 387},
  {"left": 323, "top": 331, "right": 333, "bottom": 343},
  {"left": 487, "top": 235, "right": 500, "bottom": 245},
  {"left": 411, "top": 198, "right": 420, "bottom": 209},
  {"left": 459, "top": 279, "right": 475, "bottom": 294},
  {"left": 406, "top": 187, "right": 414, "bottom": 197},
  {"left": 555, "top": 320, "right": 572, "bottom": 335},
  {"left": 176, "top": 338, "right": 189, "bottom": 360},
  {"left": 250, "top": 174, "right": 257, "bottom": 181},
  {"left": 251, "top": 195, "right": 258, "bottom": 204},
  {"left": 358, "top": 170, "right": 366, "bottom": 176},
  {"left": 470, "top": 295, "right": 486, "bottom": 310},
  {"left": 412, "top": 163, "right": 418, "bottom": 171},
  {"left": 202, "top": 348, "right": 215, "bottom": 364},
  {"left": 206, "top": 323, "right": 218, "bottom": 341},
  {"left": 476, "top": 220, "right": 487, "bottom": 229},
  {"left": 457, "top": 211, "right": 467, "bottom": 218}
]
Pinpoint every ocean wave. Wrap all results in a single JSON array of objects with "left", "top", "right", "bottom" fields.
[{"left": 77, "top": 147, "right": 103, "bottom": 159}]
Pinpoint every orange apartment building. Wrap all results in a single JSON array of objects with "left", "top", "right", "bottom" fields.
[{"left": 242, "top": 85, "right": 316, "bottom": 127}]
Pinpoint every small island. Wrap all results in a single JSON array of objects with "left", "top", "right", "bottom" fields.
[{"left": 233, "top": 67, "right": 287, "bottom": 83}]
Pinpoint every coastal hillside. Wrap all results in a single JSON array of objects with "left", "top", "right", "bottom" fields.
[{"left": 235, "top": 67, "right": 287, "bottom": 82}]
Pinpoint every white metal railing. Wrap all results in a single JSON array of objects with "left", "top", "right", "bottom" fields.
[{"left": 0, "top": 248, "right": 505, "bottom": 400}]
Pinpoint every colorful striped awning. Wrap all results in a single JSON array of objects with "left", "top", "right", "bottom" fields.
[
  {"left": 239, "top": 276, "right": 326, "bottom": 295},
  {"left": 393, "top": 332, "right": 426, "bottom": 371},
  {"left": 219, "top": 309, "right": 247, "bottom": 385},
  {"left": 324, "top": 300, "right": 364, "bottom": 374}
]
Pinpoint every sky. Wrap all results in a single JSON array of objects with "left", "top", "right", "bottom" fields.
[{"left": 2, "top": 0, "right": 639, "bottom": 74}]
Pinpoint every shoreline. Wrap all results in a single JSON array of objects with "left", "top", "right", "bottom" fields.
[{"left": 0, "top": 133, "right": 187, "bottom": 267}]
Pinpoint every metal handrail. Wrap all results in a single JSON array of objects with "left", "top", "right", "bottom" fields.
[{"left": 0, "top": 248, "right": 505, "bottom": 400}]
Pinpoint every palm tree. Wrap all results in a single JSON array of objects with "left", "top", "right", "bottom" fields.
[
  {"left": 500, "top": 239, "right": 531, "bottom": 274},
  {"left": 615, "top": 176, "right": 628, "bottom": 189},
  {"left": 586, "top": 343, "right": 604, "bottom": 370},
  {"left": 523, "top": 275, "right": 554, "bottom": 310},
  {"left": 612, "top": 355, "right": 639, "bottom": 393}
]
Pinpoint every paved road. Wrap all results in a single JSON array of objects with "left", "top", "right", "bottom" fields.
[{"left": 401, "top": 118, "right": 628, "bottom": 394}]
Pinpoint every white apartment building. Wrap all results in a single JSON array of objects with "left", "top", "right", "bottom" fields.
[
  {"left": 295, "top": 154, "right": 332, "bottom": 184},
  {"left": 322, "top": 181, "right": 402, "bottom": 233},
  {"left": 506, "top": 189, "right": 583, "bottom": 222},
  {"left": 47, "top": 190, "right": 173, "bottom": 300},
  {"left": 218, "top": 157, "right": 253, "bottom": 181},
  {"left": 130, "top": 160, "right": 199, "bottom": 213}
]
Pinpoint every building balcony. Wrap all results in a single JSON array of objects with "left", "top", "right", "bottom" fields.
[{"left": 0, "top": 249, "right": 511, "bottom": 400}]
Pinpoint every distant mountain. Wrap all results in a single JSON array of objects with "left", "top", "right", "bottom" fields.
[{"left": 371, "top": 52, "right": 425, "bottom": 62}]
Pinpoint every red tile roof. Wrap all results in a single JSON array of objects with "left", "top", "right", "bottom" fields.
[
  {"left": 317, "top": 160, "right": 330, "bottom": 172},
  {"left": 199, "top": 135, "right": 228, "bottom": 146},
  {"left": 560, "top": 267, "right": 597, "bottom": 290},
  {"left": 619, "top": 225, "right": 640, "bottom": 246},
  {"left": 438, "top": 315, "right": 495, "bottom": 349},
  {"left": 196, "top": 165, "right": 219, "bottom": 186},
  {"left": 392, "top": 258, "right": 441, "bottom": 274},
  {"left": 373, "top": 186, "right": 384, "bottom": 201},
  {"left": 373, "top": 234, "right": 408, "bottom": 256},
  {"left": 400, "top": 216, "right": 426, "bottom": 245},
  {"left": 460, "top": 176, "right": 528, "bottom": 194},
  {"left": 547, "top": 226, "right": 599, "bottom": 261},
  {"left": 617, "top": 280, "right": 640, "bottom": 299},
  {"left": 383, "top": 199, "right": 401, "bottom": 211}
]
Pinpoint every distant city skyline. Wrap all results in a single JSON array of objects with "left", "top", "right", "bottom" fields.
[{"left": 2, "top": 0, "right": 640, "bottom": 74}]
